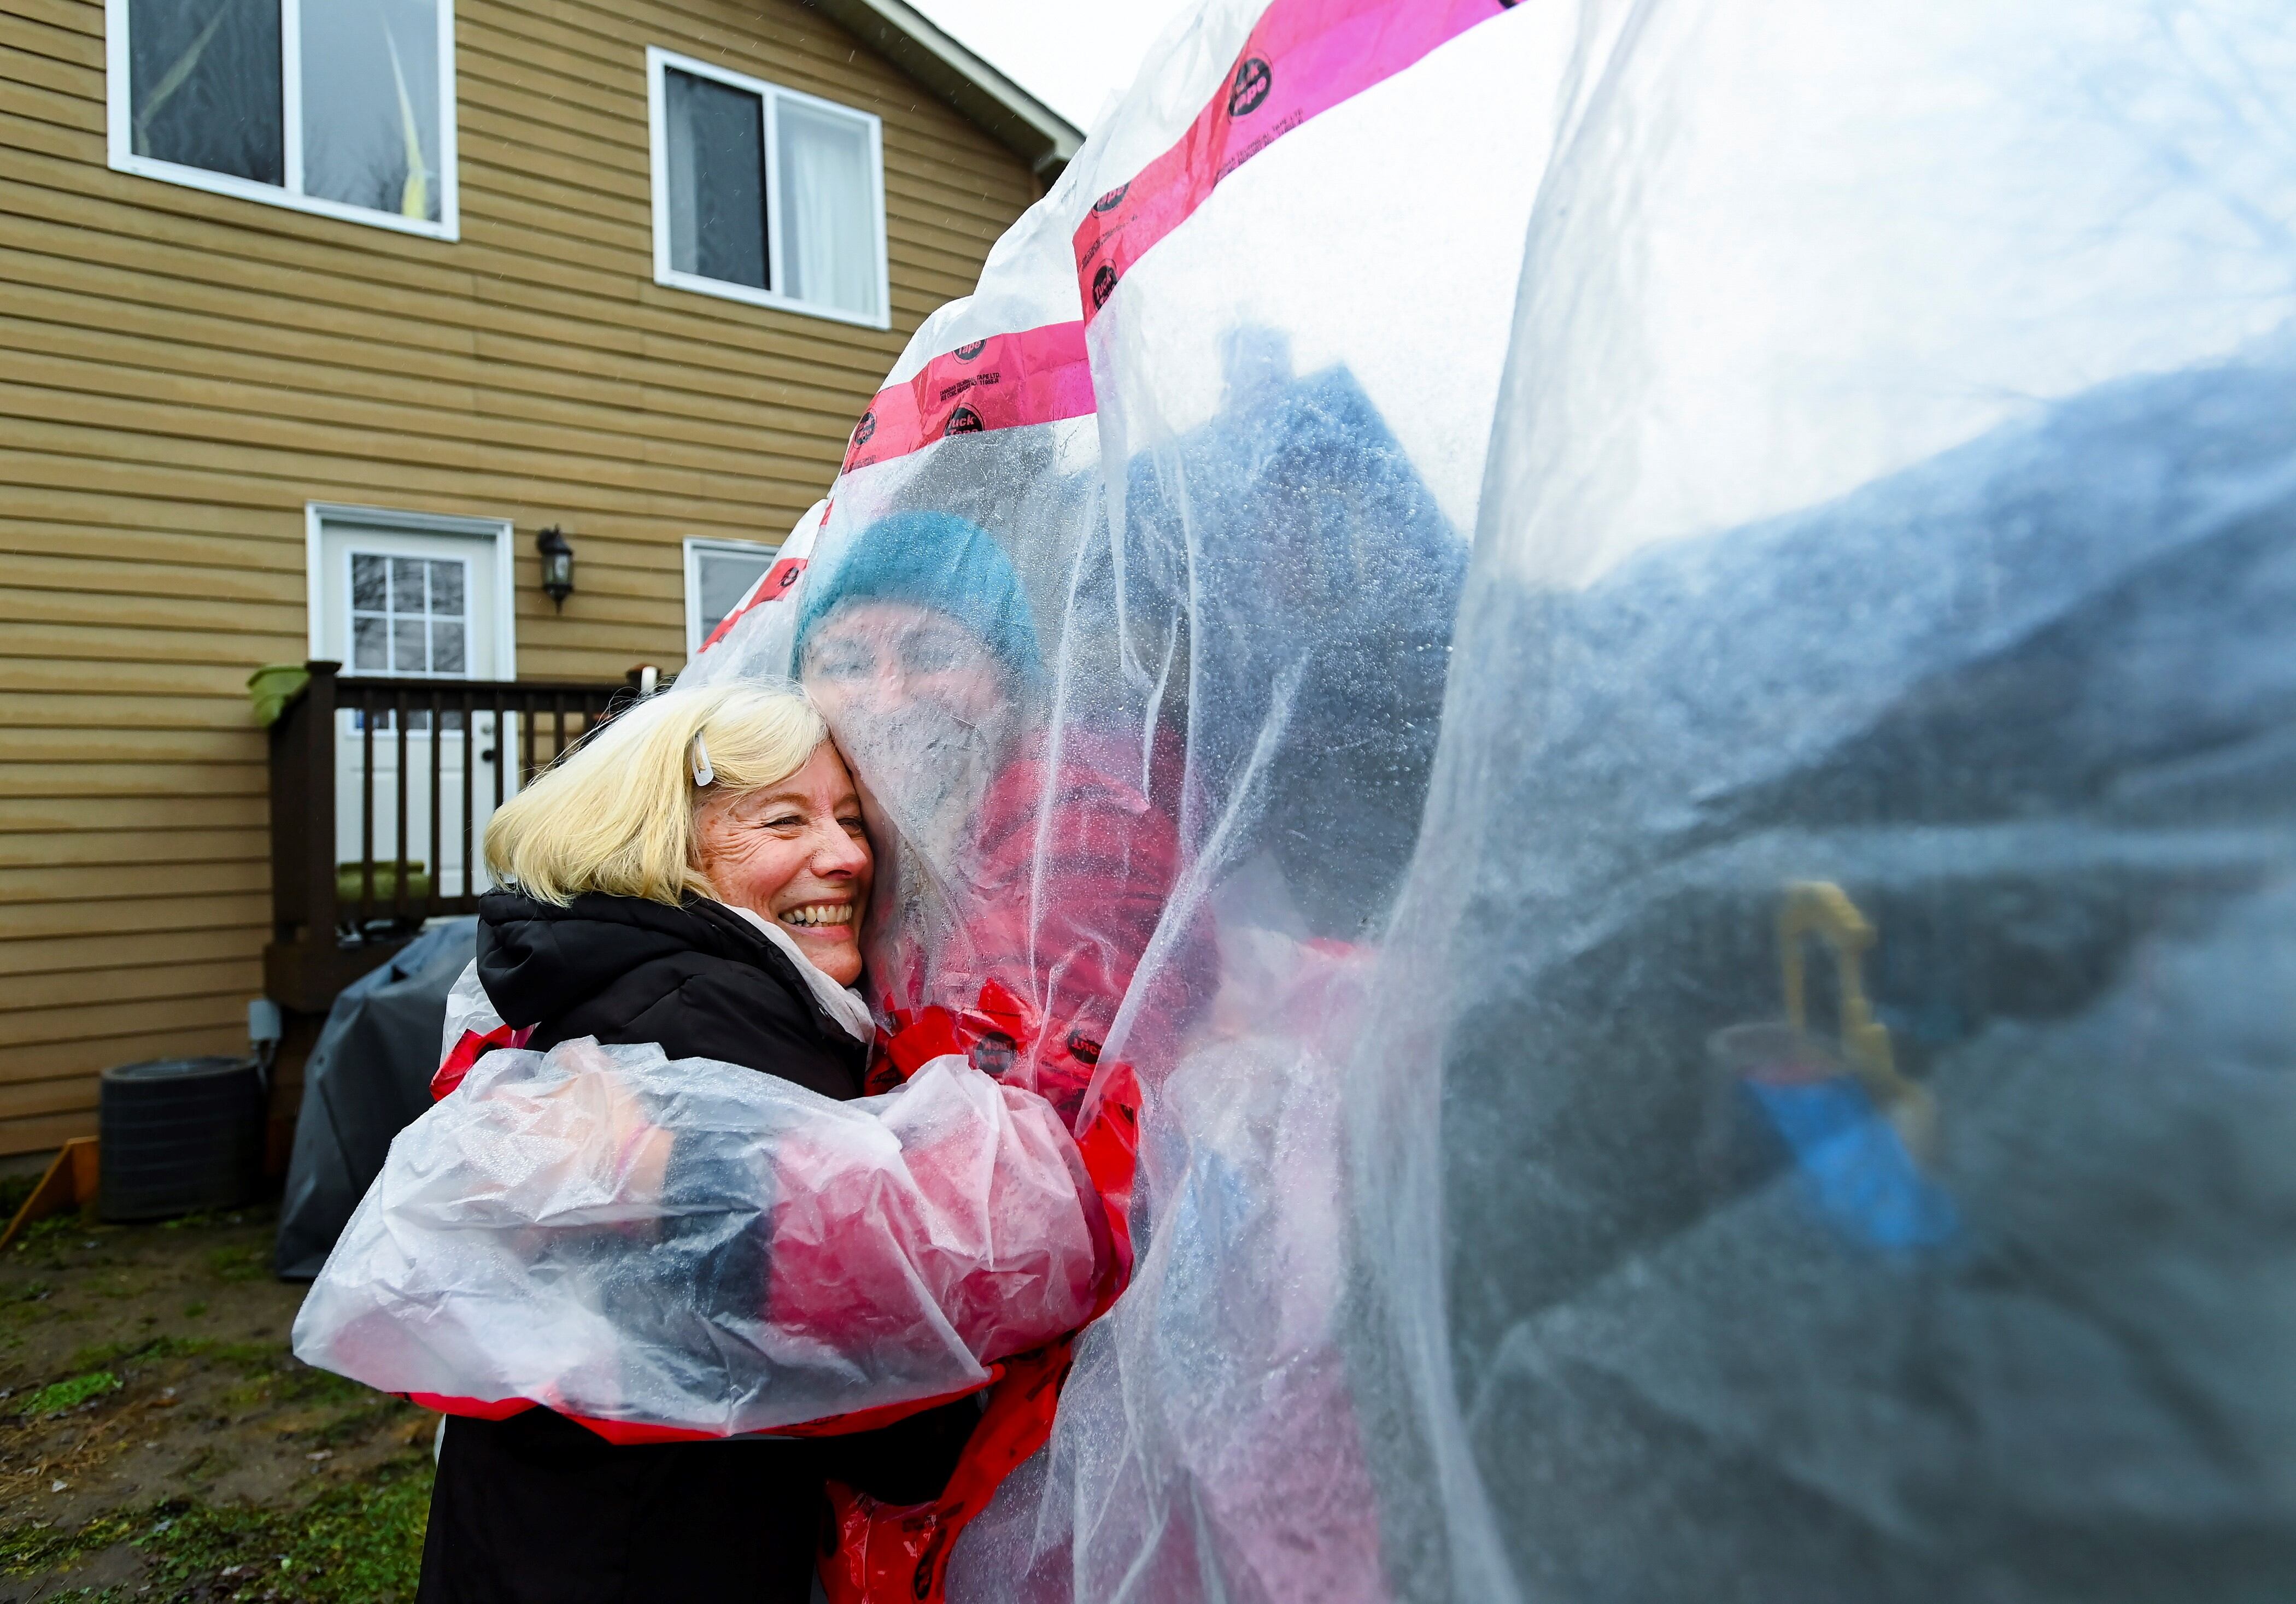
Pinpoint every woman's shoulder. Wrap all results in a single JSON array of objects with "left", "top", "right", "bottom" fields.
[
  {"left": 478, "top": 890, "right": 729, "bottom": 1003},
  {"left": 636, "top": 966, "right": 866, "bottom": 1100}
]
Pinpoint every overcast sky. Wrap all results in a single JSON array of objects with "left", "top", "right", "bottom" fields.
[{"left": 908, "top": 0, "right": 1204, "bottom": 133}]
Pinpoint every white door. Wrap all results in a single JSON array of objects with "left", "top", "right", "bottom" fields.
[{"left": 309, "top": 508, "right": 517, "bottom": 904}]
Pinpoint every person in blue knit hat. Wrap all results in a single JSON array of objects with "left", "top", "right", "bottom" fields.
[
  {"left": 795, "top": 508, "right": 1190, "bottom": 1126},
  {"left": 796, "top": 510, "right": 1042, "bottom": 868},
  {"left": 797, "top": 510, "right": 1040, "bottom": 687}
]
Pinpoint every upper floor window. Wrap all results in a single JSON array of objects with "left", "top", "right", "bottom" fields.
[
  {"left": 646, "top": 48, "right": 888, "bottom": 328},
  {"left": 105, "top": 0, "right": 458, "bottom": 239}
]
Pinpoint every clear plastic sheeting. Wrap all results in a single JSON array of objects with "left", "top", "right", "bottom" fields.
[
  {"left": 721, "top": 0, "right": 1568, "bottom": 1595},
  {"left": 1414, "top": 351, "right": 2296, "bottom": 1602},
  {"left": 688, "top": 0, "right": 2293, "bottom": 1595},
  {"left": 295, "top": 1041, "right": 1104, "bottom": 1436},
  {"left": 1373, "top": 2, "right": 2296, "bottom": 1601}
]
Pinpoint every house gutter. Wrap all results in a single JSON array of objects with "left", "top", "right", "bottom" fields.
[{"left": 804, "top": 0, "right": 1085, "bottom": 184}]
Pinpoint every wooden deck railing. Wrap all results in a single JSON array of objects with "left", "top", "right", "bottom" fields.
[{"left": 263, "top": 662, "right": 623, "bottom": 1010}]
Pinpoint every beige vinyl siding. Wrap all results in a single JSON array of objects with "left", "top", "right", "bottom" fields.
[{"left": 0, "top": 0, "right": 1039, "bottom": 1154}]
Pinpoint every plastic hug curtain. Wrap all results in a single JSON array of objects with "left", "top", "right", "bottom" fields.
[
  {"left": 692, "top": 0, "right": 1557, "bottom": 1594},
  {"left": 687, "top": 0, "right": 2296, "bottom": 1599}
]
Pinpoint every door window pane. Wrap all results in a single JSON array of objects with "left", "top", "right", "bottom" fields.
[
  {"left": 351, "top": 551, "right": 388, "bottom": 610},
  {"left": 665, "top": 68, "right": 768, "bottom": 290},
  {"left": 301, "top": 0, "right": 443, "bottom": 222},
  {"left": 352, "top": 614, "right": 388, "bottom": 671},
  {"left": 391, "top": 617, "right": 426, "bottom": 672},
  {"left": 349, "top": 551, "right": 471, "bottom": 676},
  {"left": 127, "top": 0, "right": 283, "bottom": 184},
  {"left": 776, "top": 101, "right": 876, "bottom": 318}
]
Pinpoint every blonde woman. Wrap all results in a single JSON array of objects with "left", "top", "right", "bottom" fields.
[{"left": 413, "top": 684, "right": 987, "bottom": 1604}]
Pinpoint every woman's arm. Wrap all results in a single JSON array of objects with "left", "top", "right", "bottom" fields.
[{"left": 295, "top": 1038, "right": 1104, "bottom": 1441}]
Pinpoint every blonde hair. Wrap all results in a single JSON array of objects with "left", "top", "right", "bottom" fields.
[{"left": 483, "top": 682, "right": 829, "bottom": 907}]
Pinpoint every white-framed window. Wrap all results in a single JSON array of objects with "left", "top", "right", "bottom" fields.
[
  {"left": 685, "top": 537, "right": 782, "bottom": 654},
  {"left": 105, "top": 0, "right": 459, "bottom": 240},
  {"left": 646, "top": 46, "right": 889, "bottom": 328}
]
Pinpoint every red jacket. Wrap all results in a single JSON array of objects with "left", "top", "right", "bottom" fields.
[
  {"left": 880, "top": 727, "right": 1196, "bottom": 1117},
  {"left": 831, "top": 728, "right": 1193, "bottom": 1602}
]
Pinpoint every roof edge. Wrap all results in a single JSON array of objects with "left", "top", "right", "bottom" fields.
[{"left": 803, "top": 0, "right": 1085, "bottom": 181}]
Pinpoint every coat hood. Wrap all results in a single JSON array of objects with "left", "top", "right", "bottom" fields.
[{"left": 477, "top": 890, "right": 771, "bottom": 1019}]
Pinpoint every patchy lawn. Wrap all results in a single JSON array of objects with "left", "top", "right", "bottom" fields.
[{"left": 0, "top": 1201, "right": 433, "bottom": 1603}]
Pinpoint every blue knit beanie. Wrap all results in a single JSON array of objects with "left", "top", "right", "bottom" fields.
[{"left": 795, "top": 511, "right": 1042, "bottom": 684}]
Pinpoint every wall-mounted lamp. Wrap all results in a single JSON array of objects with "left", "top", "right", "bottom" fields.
[{"left": 537, "top": 525, "right": 576, "bottom": 611}]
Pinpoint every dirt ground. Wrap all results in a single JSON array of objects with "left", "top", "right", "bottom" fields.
[{"left": 0, "top": 1196, "right": 434, "bottom": 1603}]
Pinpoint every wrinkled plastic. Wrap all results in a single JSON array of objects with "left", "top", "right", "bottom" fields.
[
  {"left": 685, "top": 1, "right": 1556, "bottom": 1595},
  {"left": 679, "top": 0, "right": 2296, "bottom": 1598},
  {"left": 295, "top": 1041, "right": 1104, "bottom": 1437},
  {"left": 429, "top": 955, "right": 525, "bottom": 1101},
  {"left": 1380, "top": 6, "right": 2296, "bottom": 1598}
]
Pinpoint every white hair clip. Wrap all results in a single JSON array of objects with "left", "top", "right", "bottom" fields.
[{"left": 690, "top": 733, "right": 714, "bottom": 788}]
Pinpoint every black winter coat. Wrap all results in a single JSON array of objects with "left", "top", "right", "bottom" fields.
[
  {"left": 477, "top": 890, "right": 865, "bottom": 1097},
  {"left": 417, "top": 891, "right": 973, "bottom": 1604}
]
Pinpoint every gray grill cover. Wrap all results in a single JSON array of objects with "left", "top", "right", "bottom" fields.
[{"left": 273, "top": 919, "right": 476, "bottom": 1280}]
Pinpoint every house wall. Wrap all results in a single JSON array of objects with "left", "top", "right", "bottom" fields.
[{"left": 0, "top": 0, "right": 1040, "bottom": 1155}]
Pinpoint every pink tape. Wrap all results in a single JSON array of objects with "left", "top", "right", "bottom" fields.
[
  {"left": 840, "top": 321, "right": 1096, "bottom": 474},
  {"left": 1074, "top": 0, "right": 1515, "bottom": 321}
]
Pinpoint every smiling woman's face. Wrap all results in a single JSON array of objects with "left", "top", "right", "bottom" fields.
[{"left": 692, "top": 741, "right": 872, "bottom": 985}]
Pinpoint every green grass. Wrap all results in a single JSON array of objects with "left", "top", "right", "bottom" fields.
[
  {"left": 204, "top": 1245, "right": 268, "bottom": 1283},
  {"left": 51, "top": 1331, "right": 408, "bottom": 1443},
  {"left": 0, "top": 1458, "right": 434, "bottom": 1601},
  {"left": 20, "top": 1213, "right": 85, "bottom": 1245},
  {"left": 17, "top": 1369, "right": 120, "bottom": 1417},
  {"left": 60, "top": 1335, "right": 293, "bottom": 1377},
  {"left": 300, "top": 1392, "right": 412, "bottom": 1448},
  {"left": 0, "top": 1512, "right": 138, "bottom": 1576},
  {"left": 207, "top": 1339, "right": 292, "bottom": 1371},
  {"left": 137, "top": 1462, "right": 434, "bottom": 1602},
  {"left": 66, "top": 1334, "right": 213, "bottom": 1372}
]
